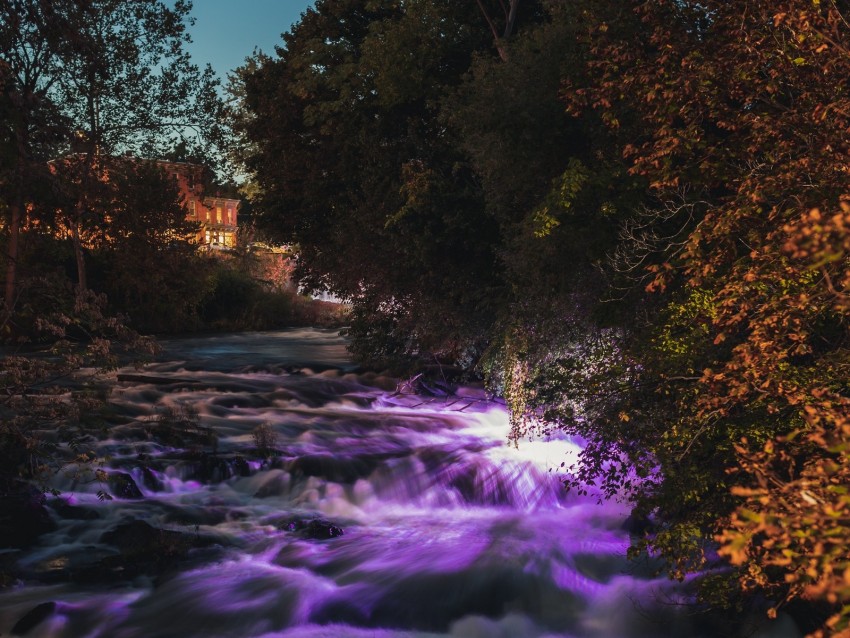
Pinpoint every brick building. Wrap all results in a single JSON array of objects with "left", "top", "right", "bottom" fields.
[{"left": 158, "top": 160, "right": 239, "bottom": 249}]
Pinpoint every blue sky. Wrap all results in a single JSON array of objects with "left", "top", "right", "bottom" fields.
[{"left": 184, "top": 0, "right": 315, "bottom": 81}]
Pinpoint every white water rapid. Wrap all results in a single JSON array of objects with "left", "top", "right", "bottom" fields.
[{"left": 0, "top": 329, "right": 801, "bottom": 638}]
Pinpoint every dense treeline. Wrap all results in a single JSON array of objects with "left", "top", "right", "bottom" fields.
[
  {"left": 235, "top": 0, "right": 850, "bottom": 635},
  {"left": 0, "top": 0, "right": 339, "bottom": 335}
]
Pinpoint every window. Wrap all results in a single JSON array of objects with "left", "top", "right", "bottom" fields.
[
  {"left": 205, "top": 230, "right": 211, "bottom": 244},
  {"left": 216, "top": 205, "right": 222, "bottom": 224},
  {"left": 189, "top": 199, "right": 195, "bottom": 216},
  {"left": 227, "top": 206, "right": 234, "bottom": 225}
]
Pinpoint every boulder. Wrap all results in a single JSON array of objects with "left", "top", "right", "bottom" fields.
[
  {"left": 276, "top": 516, "right": 344, "bottom": 540},
  {"left": 303, "top": 519, "right": 344, "bottom": 539},
  {"left": 0, "top": 486, "right": 57, "bottom": 549},
  {"left": 141, "top": 467, "right": 165, "bottom": 492},
  {"left": 100, "top": 520, "right": 189, "bottom": 556},
  {"left": 49, "top": 500, "right": 100, "bottom": 520},
  {"left": 180, "top": 453, "right": 252, "bottom": 483},
  {"left": 287, "top": 453, "right": 378, "bottom": 484},
  {"left": 107, "top": 472, "right": 143, "bottom": 499},
  {"left": 11, "top": 601, "right": 56, "bottom": 635}
]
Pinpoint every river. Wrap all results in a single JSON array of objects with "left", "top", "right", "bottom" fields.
[{"left": 0, "top": 329, "right": 799, "bottom": 637}]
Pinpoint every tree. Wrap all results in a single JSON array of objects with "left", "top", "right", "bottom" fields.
[
  {"left": 9, "top": 0, "right": 226, "bottom": 292},
  {"left": 235, "top": 0, "right": 506, "bottom": 369},
  {"left": 561, "top": 0, "right": 850, "bottom": 632},
  {"left": 86, "top": 158, "right": 208, "bottom": 333},
  {"left": 0, "top": 0, "right": 67, "bottom": 310}
]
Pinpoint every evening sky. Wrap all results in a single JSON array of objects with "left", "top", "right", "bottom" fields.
[{"left": 184, "top": 0, "right": 315, "bottom": 81}]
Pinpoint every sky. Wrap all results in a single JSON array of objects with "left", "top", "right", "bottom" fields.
[{"left": 183, "top": 0, "right": 316, "bottom": 82}]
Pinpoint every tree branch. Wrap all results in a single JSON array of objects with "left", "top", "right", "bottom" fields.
[{"left": 504, "top": 0, "right": 519, "bottom": 40}]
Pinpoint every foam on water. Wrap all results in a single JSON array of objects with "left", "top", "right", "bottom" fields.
[{"left": 0, "top": 329, "right": 801, "bottom": 638}]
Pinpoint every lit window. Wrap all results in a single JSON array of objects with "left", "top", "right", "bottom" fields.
[
  {"left": 216, "top": 205, "right": 222, "bottom": 223},
  {"left": 227, "top": 206, "right": 234, "bottom": 224},
  {"left": 205, "top": 230, "right": 211, "bottom": 244}
]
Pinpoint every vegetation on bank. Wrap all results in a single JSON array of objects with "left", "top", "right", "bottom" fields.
[
  {"left": 2, "top": 0, "right": 850, "bottom": 635},
  {"left": 232, "top": 0, "right": 850, "bottom": 635}
]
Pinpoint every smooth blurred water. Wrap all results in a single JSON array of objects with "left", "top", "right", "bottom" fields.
[{"left": 0, "top": 329, "right": 799, "bottom": 638}]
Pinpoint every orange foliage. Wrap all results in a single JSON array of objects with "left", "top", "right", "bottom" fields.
[{"left": 567, "top": 1, "right": 850, "bottom": 633}]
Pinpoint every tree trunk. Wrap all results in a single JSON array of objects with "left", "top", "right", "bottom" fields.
[
  {"left": 504, "top": 0, "right": 519, "bottom": 40},
  {"left": 474, "top": 0, "right": 520, "bottom": 62},
  {"left": 4, "top": 195, "right": 22, "bottom": 310},
  {"left": 5, "top": 129, "right": 27, "bottom": 311},
  {"left": 71, "top": 203, "right": 87, "bottom": 291}
]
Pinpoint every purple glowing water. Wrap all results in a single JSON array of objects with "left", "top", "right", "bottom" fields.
[{"left": 0, "top": 329, "right": 798, "bottom": 638}]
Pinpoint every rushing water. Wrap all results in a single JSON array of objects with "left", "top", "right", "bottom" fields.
[{"left": 0, "top": 329, "right": 800, "bottom": 638}]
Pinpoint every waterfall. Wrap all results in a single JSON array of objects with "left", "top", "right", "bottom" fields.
[{"left": 0, "top": 329, "right": 799, "bottom": 638}]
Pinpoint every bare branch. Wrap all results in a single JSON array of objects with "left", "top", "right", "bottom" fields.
[
  {"left": 474, "top": 0, "right": 502, "bottom": 44},
  {"left": 504, "top": 0, "right": 519, "bottom": 39}
]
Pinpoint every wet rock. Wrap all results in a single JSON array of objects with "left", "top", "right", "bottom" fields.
[
  {"left": 276, "top": 516, "right": 344, "bottom": 540},
  {"left": 141, "top": 466, "right": 165, "bottom": 492},
  {"left": 253, "top": 471, "right": 290, "bottom": 498},
  {"left": 231, "top": 455, "right": 251, "bottom": 478},
  {"left": 196, "top": 455, "right": 234, "bottom": 483},
  {"left": 87, "top": 519, "right": 228, "bottom": 583},
  {"left": 180, "top": 453, "right": 252, "bottom": 483},
  {"left": 25, "top": 548, "right": 112, "bottom": 585},
  {"left": 100, "top": 520, "right": 188, "bottom": 555},
  {"left": 49, "top": 500, "right": 100, "bottom": 520},
  {"left": 101, "top": 519, "right": 224, "bottom": 554},
  {"left": 621, "top": 512, "right": 655, "bottom": 536},
  {"left": 11, "top": 601, "right": 56, "bottom": 635},
  {"left": 107, "top": 472, "right": 143, "bottom": 499},
  {"left": 160, "top": 505, "right": 228, "bottom": 527},
  {"left": 145, "top": 418, "right": 216, "bottom": 450},
  {"left": 304, "top": 519, "right": 344, "bottom": 539},
  {"left": 0, "top": 486, "right": 57, "bottom": 548},
  {"left": 287, "top": 453, "right": 379, "bottom": 484},
  {"left": 573, "top": 553, "right": 622, "bottom": 584},
  {"left": 367, "top": 568, "right": 532, "bottom": 632},
  {"left": 0, "top": 549, "right": 22, "bottom": 586},
  {"left": 227, "top": 509, "right": 250, "bottom": 521}
]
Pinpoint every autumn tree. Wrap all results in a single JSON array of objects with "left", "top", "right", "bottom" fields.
[
  {"left": 560, "top": 0, "right": 850, "bottom": 633},
  {"left": 235, "top": 0, "right": 850, "bottom": 633}
]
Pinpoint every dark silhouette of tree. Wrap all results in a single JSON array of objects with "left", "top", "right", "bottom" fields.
[
  {"left": 234, "top": 0, "right": 503, "bottom": 368},
  {"left": 0, "top": 0, "right": 227, "bottom": 296},
  {"left": 0, "top": 0, "right": 67, "bottom": 310}
]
